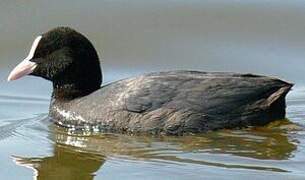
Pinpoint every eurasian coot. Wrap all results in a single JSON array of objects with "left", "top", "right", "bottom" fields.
[{"left": 8, "top": 27, "right": 293, "bottom": 135}]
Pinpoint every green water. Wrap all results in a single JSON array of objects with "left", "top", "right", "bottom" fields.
[{"left": 0, "top": 84, "right": 304, "bottom": 179}]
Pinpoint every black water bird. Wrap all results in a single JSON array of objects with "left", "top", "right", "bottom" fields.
[{"left": 7, "top": 27, "right": 293, "bottom": 135}]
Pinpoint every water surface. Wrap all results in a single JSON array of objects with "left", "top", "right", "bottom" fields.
[{"left": 0, "top": 76, "right": 304, "bottom": 179}]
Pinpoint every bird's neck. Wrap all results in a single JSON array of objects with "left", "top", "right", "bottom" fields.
[{"left": 52, "top": 81, "right": 100, "bottom": 100}]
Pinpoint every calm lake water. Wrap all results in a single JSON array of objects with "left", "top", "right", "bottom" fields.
[{"left": 1, "top": 1, "right": 305, "bottom": 179}]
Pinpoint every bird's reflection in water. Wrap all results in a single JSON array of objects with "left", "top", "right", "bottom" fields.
[
  {"left": 13, "top": 119, "right": 299, "bottom": 179},
  {"left": 14, "top": 144, "right": 105, "bottom": 180}
]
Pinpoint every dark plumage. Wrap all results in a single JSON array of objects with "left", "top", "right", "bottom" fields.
[
  {"left": 8, "top": 27, "right": 293, "bottom": 135},
  {"left": 32, "top": 27, "right": 102, "bottom": 99}
]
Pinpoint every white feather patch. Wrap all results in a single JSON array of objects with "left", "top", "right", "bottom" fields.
[{"left": 24, "top": 35, "right": 42, "bottom": 61}]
